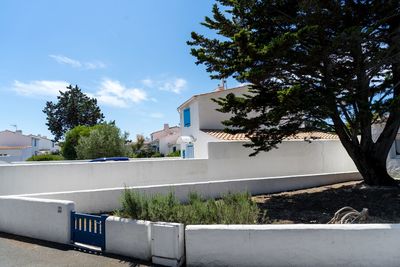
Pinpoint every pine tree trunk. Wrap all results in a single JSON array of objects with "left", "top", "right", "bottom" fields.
[{"left": 351, "top": 150, "right": 398, "bottom": 186}]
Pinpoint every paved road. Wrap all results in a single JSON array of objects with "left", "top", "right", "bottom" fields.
[{"left": 0, "top": 232, "right": 151, "bottom": 267}]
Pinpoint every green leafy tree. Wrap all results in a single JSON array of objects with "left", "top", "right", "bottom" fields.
[
  {"left": 43, "top": 85, "right": 104, "bottom": 141},
  {"left": 130, "top": 134, "right": 161, "bottom": 158},
  {"left": 76, "top": 122, "right": 129, "bottom": 159},
  {"left": 62, "top": 125, "right": 92, "bottom": 160},
  {"left": 188, "top": 1, "right": 400, "bottom": 186}
]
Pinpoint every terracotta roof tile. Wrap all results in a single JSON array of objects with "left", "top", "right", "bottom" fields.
[{"left": 202, "top": 129, "right": 338, "bottom": 141}]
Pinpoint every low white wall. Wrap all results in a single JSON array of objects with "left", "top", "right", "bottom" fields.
[
  {"left": 0, "top": 158, "right": 208, "bottom": 196},
  {"left": 208, "top": 140, "right": 357, "bottom": 180},
  {"left": 20, "top": 172, "right": 361, "bottom": 214},
  {"left": 186, "top": 224, "right": 400, "bottom": 267},
  {"left": 0, "top": 140, "right": 357, "bottom": 196},
  {"left": 0, "top": 196, "right": 74, "bottom": 244},
  {"left": 105, "top": 216, "right": 151, "bottom": 261}
]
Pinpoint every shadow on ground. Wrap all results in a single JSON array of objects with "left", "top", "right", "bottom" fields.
[{"left": 0, "top": 232, "right": 153, "bottom": 267}]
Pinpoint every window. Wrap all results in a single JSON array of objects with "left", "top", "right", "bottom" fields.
[
  {"left": 183, "top": 108, "right": 191, "bottom": 127},
  {"left": 32, "top": 139, "right": 38, "bottom": 147}
]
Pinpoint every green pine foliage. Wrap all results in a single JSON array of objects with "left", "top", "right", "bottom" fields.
[
  {"left": 188, "top": 1, "right": 400, "bottom": 186},
  {"left": 43, "top": 85, "right": 104, "bottom": 141}
]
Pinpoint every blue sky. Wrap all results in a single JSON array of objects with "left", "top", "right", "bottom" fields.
[{"left": 0, "top": 0, "right": 237, "bottom": 140}]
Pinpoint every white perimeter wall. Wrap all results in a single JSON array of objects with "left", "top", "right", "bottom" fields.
[
  {"left": 186, "top": 224, "right": 400, "bottom": 267},
  {"left": 0, "top": 140, "right": 357, "bottom": 196},
  {"left": 208, "top": 140, "right": 357, "bottom": 179},
  {"left": 0, "top": 196, "right": 74, "bottom": 244},
  {"left": 19, "top": 172, "right": 360, "bottom": 214}
]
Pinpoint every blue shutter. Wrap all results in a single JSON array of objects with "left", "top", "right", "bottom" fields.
[{"left": 183, "top": 108, "right": 191, "bottom": 127}]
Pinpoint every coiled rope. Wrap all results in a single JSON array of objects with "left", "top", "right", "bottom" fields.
[{"left": 328, "top": 206, "right": 369, "bottom": 224}]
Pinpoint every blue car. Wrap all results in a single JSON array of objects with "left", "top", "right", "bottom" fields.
[{"left": 90, "top": 157, "right": 129, "bottom": 162}]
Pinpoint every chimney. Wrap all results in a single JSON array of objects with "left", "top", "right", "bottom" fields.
[
  {"left": 15, "top": 130, "right": 22, "bottom": 134},
  {"left": 214, "top": 78, "right": 226, "bottom": 92},
  {"left": 164, "top": 123, "right": 169, "bottom": 131}
]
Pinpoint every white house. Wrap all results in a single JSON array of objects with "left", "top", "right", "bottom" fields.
[
  {"left": 150, "top": 124, "right": 181, "bottom": 156},
  {"left": 0, "top": 130, "right": 58, "bottom": 162},
  {"left": 177, "top": 85, "right": 340, "bottom": 159},
  {"left": 177, "top": 85, "right": 250, "bottom": 158}
]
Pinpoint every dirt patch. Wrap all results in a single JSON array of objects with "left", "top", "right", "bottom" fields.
[{"left": 253, "top": 181, "right": 400, "bottom": 224}]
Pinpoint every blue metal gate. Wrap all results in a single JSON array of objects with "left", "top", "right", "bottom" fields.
[{"left": 71, "top": 211, "right": 107, "bottom": 250}]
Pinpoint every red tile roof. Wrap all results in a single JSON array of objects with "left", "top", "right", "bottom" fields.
[{"left": 202, "top": 129, "right": 339, "bottom": 141}]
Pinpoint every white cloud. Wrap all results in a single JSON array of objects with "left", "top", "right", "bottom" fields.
[
  {"left": 13, "top": 78, "right": 148, "bottom": 108},
  {"left": 141, "top": 79, "right": 154, "bottom": 87},
  {"left": 159, "top": 78, "right": 187, "bottom": 94},
  {"left": 149, "top": 112, "right": 164, "bottom": 119},
  {"left": 12, "top": 80, "right": 69, "bottom": 97},
  {"left": 95, "top": 79, "right": 147, "bottom": 108},
  {"left": 142, "top": 77, "right": 187, "bottom": 94},
  {"left": 49, "top": 54, "right": 106, "bottom": 70}
]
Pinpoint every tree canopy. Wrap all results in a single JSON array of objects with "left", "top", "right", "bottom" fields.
[
  {"left": 43, "top": 85, "right": 104, "bottom": 141},
  {"left": 76, "top": 122, "right": 128, "bottom": 159},
  {"left": 188, "top": 0, "right": 400, "bottom": 186},
  {"left": 62, "top": 125, "right": 92, "bottom": 160}
]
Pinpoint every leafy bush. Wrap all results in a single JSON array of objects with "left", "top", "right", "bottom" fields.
[
  {"left": 62, "top": 125, "right": 92, "bottom": 160},
  {"left": 117, "top": 190, "right": 263, "bottom": 224},
  {"left": 26, "top": 154, "right": 64, "bottom": 161},
  {"left": 76, "top": 122, "right": 129, "bottom": 159},
  {"left": 166, "top": 150, "right": 181, "bottom": 157},
  {"left": 130, "top": 134, "right": 162, "bottom": 158}
]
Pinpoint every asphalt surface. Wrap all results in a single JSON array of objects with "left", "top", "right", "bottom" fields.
[{"left": 0, "top": 232, "right": 151, "bottom": 267}]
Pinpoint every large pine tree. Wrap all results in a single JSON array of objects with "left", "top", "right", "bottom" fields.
[
  {"left": 188, "top": 0, "right": 400, "bottom": 186},
  {"left": 43, "top": 85, "right": 104, "bottom": 141}
]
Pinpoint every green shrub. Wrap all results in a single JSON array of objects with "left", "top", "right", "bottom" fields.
[
  {"left": 166, "top": 150, "right": 181, "bottom": 157},
  {"left": 26, "top": 154, "right": 64, "bottom": 161},
  {"left": 62, "top": 125, "right": 92, "bottom": 160},
  {"left": 117, "top": 190, "right": 263, "bottom": 224},
  {"left": 76, "top": 122, "right": 129, "bottom": 159}
]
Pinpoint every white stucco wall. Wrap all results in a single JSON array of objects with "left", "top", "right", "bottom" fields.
[
  {"left": 197, "top": 87, "right": 248, "bottom": 130},
  {"left": 158, "top": 132, "right": 180, "bottom": 156},
  {"left": 106, "top": 216, "right": 152, "bottom": 260},
  {"left": 0, "top": 131, "right": 32, "bottom": 147},
  {"left": 0, "top": 140, "right": 357, "bottom": 196},
  {"left": 207, "top": 140, "right": 357, "bottom": 179},
  {"left": 0, "top": 196, "right": 74, "bottom": 244},
  {"left": 20, "top": 172, "right": 360, "bottom": 214},
  {"left": 0, "top": 147, "right": 33, "bottom": 162},
  {"left": 371, "top": 124, "right": 400, "bottom": 177},
  {"left": 0, "top": 158, "right": 209, "bottom": 196},
  {"left": 186, "top": 224, "right": 400, "bottom": 267}
]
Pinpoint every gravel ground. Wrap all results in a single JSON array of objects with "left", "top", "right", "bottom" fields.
[{"left": 253, "top": 181, "right": 400, "bottom": 224}]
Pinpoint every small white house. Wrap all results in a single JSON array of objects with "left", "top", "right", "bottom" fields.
[
  {"left": 0, "top": 130, "right": 58, "bottom": 162},
  {"left": 150, "top": 124, "right": 181, "bottom": 156},
  {"left": 177, "top": 85, "right": 340, "bottom": 159},
  {"left": 177, "top": 85, "right": 251, "bottom": 158}
]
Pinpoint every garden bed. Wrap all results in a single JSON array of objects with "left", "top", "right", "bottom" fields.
[
  {"left": 254, "top": 181, "right": 400, "bottom": 224},
  {"left": 114, "top": 180, "right": 400, "bottom": 225}
]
